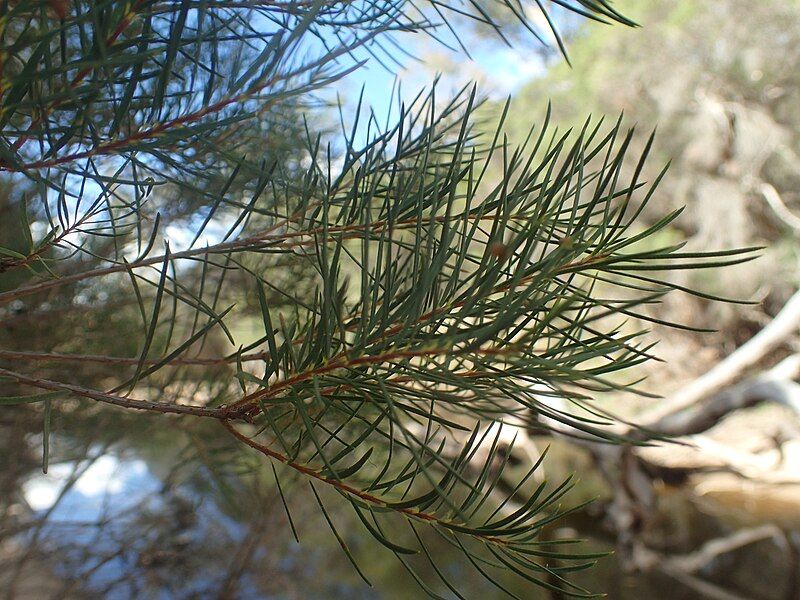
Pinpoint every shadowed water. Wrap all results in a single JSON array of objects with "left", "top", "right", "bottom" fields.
[{"left": 0, "top": 407, "right": 795, "bottom": 599}]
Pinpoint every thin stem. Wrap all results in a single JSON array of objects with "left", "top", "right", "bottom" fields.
[{"left": 0, "top": 367, "right": 229, "bottom": 418}]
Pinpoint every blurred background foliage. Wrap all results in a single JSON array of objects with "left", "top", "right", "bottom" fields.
[{"left": 492, "top": 0, "right": 800, "bottom": 395}]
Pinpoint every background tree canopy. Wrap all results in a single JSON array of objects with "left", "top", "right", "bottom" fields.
[
  {"left": 4, "top": 1, "right": 795, "bottom": 598},
  {"left": 495, "top": 0, "right": 800, "bottom": 401}
]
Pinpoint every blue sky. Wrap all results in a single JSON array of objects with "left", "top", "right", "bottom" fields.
[
  {"left": 335, "top": 39, "right": 549, "bottom": 118},
  {"left": 305, "top": 6, "right": 576, "bottom": 145},
  {"left": 295, "top": 1, "right": 576, "bottom": 128}
]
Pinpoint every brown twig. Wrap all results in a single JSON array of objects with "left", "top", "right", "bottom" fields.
[
  {"left": 0, "top": 349, "right": 269, "bottom": 366},
  {"left": 222, "top": 345, "right": 519, "bottom": 418},
  {"left": 0, "top": 209, "right": 586, "bottom": 305},
  {"left": 221, "top": 419, "right": 515, "bottom": 548},
  {"left": 0, "top": 367, "right": 228, "bottom": 418}
]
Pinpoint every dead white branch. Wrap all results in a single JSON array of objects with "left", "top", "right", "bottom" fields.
[
  {"left": 639, "top": 288, "right": 800, "bottom": 430},
  {"left": 760, "top": 183, "right": 800, "bottom": 234}
]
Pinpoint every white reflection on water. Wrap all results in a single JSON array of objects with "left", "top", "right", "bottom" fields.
[{"left": 21, "top": 452, "right": 158, "bottom": 515}]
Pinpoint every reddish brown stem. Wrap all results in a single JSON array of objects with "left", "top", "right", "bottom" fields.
[{"left": 221, "top": 419, "right": 511, "bottom": 547}]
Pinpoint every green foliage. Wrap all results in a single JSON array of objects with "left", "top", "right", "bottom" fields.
[{"left": 0, "top": 0, "right": 754, "bottom": 596}]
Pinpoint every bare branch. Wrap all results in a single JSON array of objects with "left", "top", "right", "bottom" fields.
[
  {"left": 760, "top": 183, "right": 800, "bottom": 234},
  {"left": 0, "top": 367, "right": 228, "bottom": 418},
  {"left": 639, "top": 287, "right": 800, "bottom": 429}
]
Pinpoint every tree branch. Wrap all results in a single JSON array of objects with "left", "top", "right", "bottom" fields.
[
  {"left": 0, "top": 367, "right": 229, "bottom": 418},
  {"left": 760, "top": 183, "right": 800, "bottom": 234},
  {"left": 638, "top": 287, "right": 800, "bottom": 430}
]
